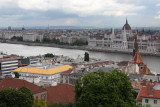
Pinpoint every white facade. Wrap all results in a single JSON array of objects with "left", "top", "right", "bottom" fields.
[
  {"left": 88, "top": 28, "right": 159, "bottom": 53},
  {"left": 142, "top": 97, "right": 160, "bottom": 107},
  {"left": 23, "top": 33, "right": 43, "bottom": 42},
  {"left": 17, "top": 72, "right": 61, "bottom": 86},
  {"left": 1, "top": 59, "right": 19, "bottom": 76},
  {"left": 3, "top": 31, "right": 23, "bottom": 39}
]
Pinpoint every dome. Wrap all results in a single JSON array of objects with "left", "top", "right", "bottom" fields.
[
  {"left": 153, "top": 84, "right": 160, "bottom": 90},
  {"left": 122, "top": 19, "right": 131, "bottom": 30}
]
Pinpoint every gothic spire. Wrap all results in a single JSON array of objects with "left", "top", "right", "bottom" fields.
[
  {"left": 133, "top": 35, "right": 139, "bottom": 57},
  {"left": 126, "top": 17, "right": 128, "bottom": 24}
]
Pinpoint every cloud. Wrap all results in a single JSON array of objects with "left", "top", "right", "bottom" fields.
[
  {"left": 157, "top": 4, "right": 160, "bottom": 6},
  {"left": 65, "top": 18, "right": 78, "bottom": 25},
  {"left": 155, "top": 11, "right": 160, "bottom": 19},
  {"left": 0, "top": 0, "right": 144, "bottom": 17}
]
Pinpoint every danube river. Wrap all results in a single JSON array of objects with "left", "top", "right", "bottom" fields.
[{"left": 0, "top": 43, "right": 159, "bottom": 73}]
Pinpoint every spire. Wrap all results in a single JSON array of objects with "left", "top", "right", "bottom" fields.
[
  {"left": 112, "top": 25, "right": 115, "bottom": 35},
  {"left": 126, "top": 17, "right": 128, "bottom": 24},
  {"left": 133, "top": 52, "right": 144, "bottom": 64},
  {"left": 133, "top": 35, "right": 139, "bottom": 57}
]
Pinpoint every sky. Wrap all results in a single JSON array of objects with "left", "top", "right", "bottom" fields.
[{"left": 0, "top": 0, "right": 160, "bottom": 28}]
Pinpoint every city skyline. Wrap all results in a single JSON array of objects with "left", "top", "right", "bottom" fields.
[{"left": 0, "top": 0, "right": 160, "bottom": 27}]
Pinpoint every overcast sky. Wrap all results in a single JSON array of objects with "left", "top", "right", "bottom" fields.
[{"left": 0, "top": 0, "right": 160, "bottom": 28}]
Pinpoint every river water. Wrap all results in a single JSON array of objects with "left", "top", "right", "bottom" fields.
[{"left": 0, "top": 43, "right": 159, "bottom": 73}]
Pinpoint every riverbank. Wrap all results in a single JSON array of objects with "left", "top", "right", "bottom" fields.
[{"left": 1, "top": 40, "right": 160, "bottom": 57}]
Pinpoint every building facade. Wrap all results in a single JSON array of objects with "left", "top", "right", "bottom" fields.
[{"left": 88, "top": 19, "right": 160, "bottom": 53}]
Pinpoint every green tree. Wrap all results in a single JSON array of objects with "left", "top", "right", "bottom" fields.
[
  {"left": 44, "top": 53, "right": 55, "bottom": 58},
  {"left": 84, "top": 52, "right": 89, "bottom": 61},
  {"left": 49, "top": 103, "right": 65, "bottom": 107},
  {"left": 33, "top": 99, "right": 48, "bottom": 107},
  {"left": 75, "top": 70, "right": 136, "bottom": 107},
  {"left": 0, "top": 87, "right": 34, "bottom": 107},
  {"left": 19, "top": 86, "right": 34, "bottom": 106},
  {"left": 14, "top": 72, "right": 20, "bottom": 78}
]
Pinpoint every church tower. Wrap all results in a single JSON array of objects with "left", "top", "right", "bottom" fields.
[{"left": 132, "top": 35, "right": 151, "bottom": 74}]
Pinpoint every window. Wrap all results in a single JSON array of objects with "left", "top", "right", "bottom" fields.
[
  {"left": 36, "top": 96, "right": 38, "bottom": 99},
  {"left": 145, "top": 99, "right": 149, "bottom": 103},
  {"left": 41, "top": 94, "right": 46, "bottom": 100},
  {"left": 154, "top": 100, "right": 157, "bottom": 104}
]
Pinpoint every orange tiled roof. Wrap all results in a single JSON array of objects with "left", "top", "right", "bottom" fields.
[
  {"left": 133, "top": 52, "right": 144, "bottom": 64},
  {"left": 140, "top": 65, "right": 151, "bottom": 74},
  {"left": 13, "top": 65, "right": 73, "bottom": 75},
  {"left": 137, "top": 85, "right": 160, "bottom": 101}
]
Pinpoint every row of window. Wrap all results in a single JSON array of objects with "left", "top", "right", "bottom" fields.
[{"left": 145, "top": 99, "right": 157, "bottom": 104}]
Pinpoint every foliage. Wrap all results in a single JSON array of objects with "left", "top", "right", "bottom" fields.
[
  {"left": 132, "top": 89, "right": 138, "bottom": 99},
  {"left": 84, "top": 52, "right": 89, "bottom": 61},
  {"left": 0, "top": 87, "right": 34, "bottom": 107},
  {"left": 44, "top": 53, "right": 55, "bottom": 58},
  {"left": 42, "top": 37, "right": 87, "bottom": 46},
  {"left": 72, "top": 40, "right": 88, "bottom": 46},
  {"left": 75, "top": 70, "right": 136, "bottom": 107},
  {"left": 11, "top": 36, "right": 23, "bottom": 41},
  {"left": 19, "top": 86, "right": 34, "bottom": 105},
  {"left": 143, "top": 104, "right": 151, "bottom": 107},
  {"left": 42, "top": 38, "right": 52, "bottom": 43},
  {"left": 35, "top": 39, "right": 40, "bottom": 42},
  {"left": 49, "top": 102, "right": 74, "bottom": 107},
  {"left": 33, "top": 99, "right": 48, "bottom": 107},
  {"left": 14, "top": 72, "right": 20, "bottom": 78},
  {"left": 49, "top": 103, "right": 65, "bottom": 107}
]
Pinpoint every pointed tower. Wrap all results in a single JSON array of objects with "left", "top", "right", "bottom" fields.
[
  {"left": 126, "top": 17, "right": 128, "bottom": 24},
  {"left": 122, "top": 18, "right": 131, "bottom": 31},
  {"left": 112, "top": 26, "right": 115, "bottom": 36},
  {"left": 139, "top": 64, "right": 151, "bottom": 74},
  {"left": 133, "top": 52, "right": 144, "bottom": 64},
  {"left": 133, "top": 35, "right": 139, "bottom": 57},
  {"left": 111, "top": 26, "right": 115, "bottom": 40}
]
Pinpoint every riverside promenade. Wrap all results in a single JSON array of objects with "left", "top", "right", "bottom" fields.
[{"left": 1, "top": 40, "right": 160, "bottom": 57}]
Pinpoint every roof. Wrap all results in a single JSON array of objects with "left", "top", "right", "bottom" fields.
[
  {"left": 133, "top": 52, "right": 144, "bottom": 64},
  {"left": 136, "top": 84, "right": 160, "bottom": 101},
  {"left": 0, "top": 78, "right": 46, "bottom": 94},
  {"left": 0, "top": 56, "right": 22, "bottom": 62},
  {"left": 13, "top": 65, "right": 73, "bottom": 75},
  {"left": 140, "top": 65, "right": 151, "bottom": 74},
  {"left": 122, "top": 19, "right": 131, "bottom": 30},
  {"left": 123, "top": 24, "right": 131, "bottom": 30},
  {"left": 46, "top": 84, "right": 75, "bottom": 104}
]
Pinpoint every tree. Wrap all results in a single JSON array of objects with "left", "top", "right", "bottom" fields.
[
  {"left": 14, "top": 72, "right": 20, "bottom": 78},
  {"left": 33, "top": 99, "right": 48, "bottom": 107},
  {"left": 49, "top": 103, "right": 65, "bottom": 107},
  {"left": 84, "top": 52, "right": 89, "bottom": 61},
  {"left": 75, "top": 70, "right": 136, "bottom": 107},
  {"left": 0, "top": 87, "right": 34, "bottom": 107},
  {"left": 44, "top": 53, "right": 55, "bottom": 58},
  {"left": 19, "top": 86, "right": 34, "bottom": 106}
]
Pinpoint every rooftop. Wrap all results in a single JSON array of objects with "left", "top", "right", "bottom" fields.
[
  {"left": 46, "top": 84, "right": 75, "bottom": 104},
  {"left": 13, "top": 65, "right": 73, "bottom": 75},
  {"left": 0, "top": 78, "right": 46, "bottom": 94}
]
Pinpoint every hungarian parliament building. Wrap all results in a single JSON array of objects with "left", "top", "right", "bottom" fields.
[{"left": 88, "top": 19, "right": 160, "bottom": 54}]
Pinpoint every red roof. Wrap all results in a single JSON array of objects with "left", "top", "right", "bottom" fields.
[
  {"left": 46, "top": 84, "right": 75, "bottom": 104},
  {"left": 133, "top": 52, "right": 144, "bottom": 64},
  {"left": 122, "top": 24, "right": 131, "bottom": 30},
  {"left": 140, "top": 65, "right": 151, "bottom": 74},
  {"left": 136, "top": 84, "right": 160, "bottom": 101},
  {"left": 0, "top": 78, "right": 46, "bottom": 94}
]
